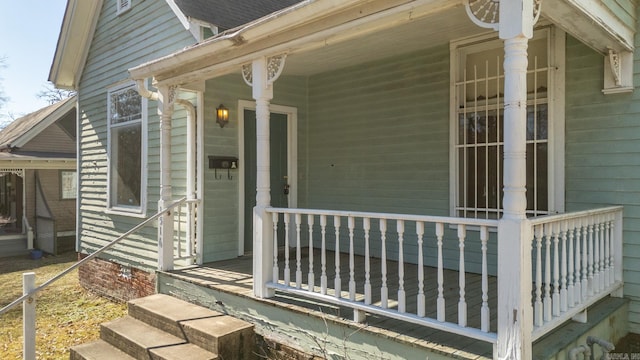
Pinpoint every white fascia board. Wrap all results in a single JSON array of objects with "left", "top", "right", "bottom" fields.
[
  {"left": 164, "top": 0, "right": 192, "bottom": 31},
  {"left": 12, "top": 96, "right": 77, "bottom": 149},
  {"left": 49, "top": 0, "right": 103, "bottom": 90}
]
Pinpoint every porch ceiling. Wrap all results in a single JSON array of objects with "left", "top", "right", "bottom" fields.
[{"left": 129, "top": 0, "right": 635, "bottom": 85}]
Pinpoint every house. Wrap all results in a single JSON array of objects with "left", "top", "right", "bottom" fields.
[
  {"left": 0, "top": 96, "right": 77, "bottom": 257},
  {"left": 49, "top": 0, "right": 638, "bottom": 358}
]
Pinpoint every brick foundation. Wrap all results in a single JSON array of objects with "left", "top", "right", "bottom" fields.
[{"left": 77, "top": 253, "right": 155, "bottom": 302}]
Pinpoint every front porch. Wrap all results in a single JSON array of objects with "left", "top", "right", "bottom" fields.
[
  {"left": 159, "top": 245, "right": 626, "bottom": 359},
  {"left": 164, "top": 205, "right": 625, "bottom": 359},
  {"left": 125, "top": 1, "right": 637, "bottom": 358}
]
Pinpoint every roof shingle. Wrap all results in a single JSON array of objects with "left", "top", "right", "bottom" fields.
[{"left": 174, "top": 0, "right": 303, "bottom": 30}]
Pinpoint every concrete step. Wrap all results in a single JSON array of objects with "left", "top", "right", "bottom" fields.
[
  {"left": 181, "top": 315, "right": 254, "bottom": 360},
  {"left": 128, "top": 293, "right": 255, "bottom": 360},
  {"left": 149, "top": 343, "right": 218, "bottom": 360},
  {"left": 100, "top": 316, "right": 185, "bottom": 360},
  {"left": 128, "top": 293, "right": 222, "bottom": 339},
  {"left": 69, "top": 340, "right": 136, "bottom": 360}
]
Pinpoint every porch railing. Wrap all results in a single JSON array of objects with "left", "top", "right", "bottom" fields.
[
  {"left": 266, "top": 207, "right": 499, "bottom": 344},
  {"left": 0, "top": 197, "right": 190, "bottom": 360},
  {"left": 173, "top": 198, "right": 200, "bottom": 265},
  {"left": 264, "top": 206, "right": 624, "bottom": 347},
  {"left": 529, "top": 206, "right": 624, "bottom": 341}
]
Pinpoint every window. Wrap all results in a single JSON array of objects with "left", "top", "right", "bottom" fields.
[
  {"left": 107, "top": 83, "right": 146, "bottom": 214},
  {"left": 116, "top": 0, "right": 131, "bottom": 15},
  {"left": 60, "top": 171, "right": 76, "bottom": 200},
  {"left": 450, "top": 29, "right": 564, "bottom": 219}
]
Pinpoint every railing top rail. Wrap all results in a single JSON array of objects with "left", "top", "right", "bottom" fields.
[
  {"left": 529, "top": 206, "right": 623, "bottom": 226},
  {"left": 0, "top": 197, "right": 189, "bottom": 317},
  {"left": 267, "top": 207, "right": 499, "bottom": 228}
]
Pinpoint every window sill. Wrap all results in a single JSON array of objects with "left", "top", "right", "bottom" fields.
[{"left": 105, "top": 207, "right": 147, "bottom": 219}]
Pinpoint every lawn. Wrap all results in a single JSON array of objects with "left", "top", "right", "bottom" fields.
[{"left": 0, "top": 252, "right": 127, "bottom": 359}]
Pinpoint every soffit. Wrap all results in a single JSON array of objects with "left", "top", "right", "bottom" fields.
[{"left": 136, "top": 0, "right": 635, "bottom": 85}]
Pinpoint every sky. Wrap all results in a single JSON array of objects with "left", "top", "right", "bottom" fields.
[{"left": 0, "top": 0, "right": 67, "bottom": 120}]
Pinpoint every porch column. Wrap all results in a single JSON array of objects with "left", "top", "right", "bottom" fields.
[
  {"left": 252, "top": 57, "right": 275, "bottom": 298},
  {"left": 245, "top": 55, "right": 286, "bottom": 298},
  {"left": 157, "top": 85, "right": 176, "bottom": 271},
  {"left": 496, "top": 1, "right": 534, "bottom": 359}
]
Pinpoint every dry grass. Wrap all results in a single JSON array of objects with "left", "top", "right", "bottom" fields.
[{"left": 0, "top": 252, "right": 127, "bottom": 359}]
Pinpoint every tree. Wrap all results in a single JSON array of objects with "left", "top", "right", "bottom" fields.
[{"left": 37, "top": 82, "right": 75, "bottom": 104}]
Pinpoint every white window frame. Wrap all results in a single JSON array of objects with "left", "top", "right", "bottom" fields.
[
  {"left": 106, "top": 81, "right": 148, "bottom": 217},
  {"left": 116, "top": 0, "right": 131, "bottom": 15},
  {"left": 449, "top": 27, "right": 565, "bottom": 219}
]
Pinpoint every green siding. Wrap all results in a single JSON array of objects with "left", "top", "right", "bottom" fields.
[
  {"left": 77, "top": 0, "right": 195, "bottom": 270},
  {"left": 301, "top": 46, "right": 498, "bottom": 273},
  {"left": 565, "top": 34, "right": 640, "bottom": 333},
  {"left": 200, "top": 74, "right": 307, "bottom": 263},
  {"left": 305, "top": 47, "right": 450, "bottom": 215},
  {"left": 603, "top": 0, "right": 637, "bottom": 29}
]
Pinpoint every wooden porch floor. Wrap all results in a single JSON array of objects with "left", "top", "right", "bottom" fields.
[{"left": 165, "top": 249, "right": 497, "bottom": 359}]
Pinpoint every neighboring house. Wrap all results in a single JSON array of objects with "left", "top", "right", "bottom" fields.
[
  {"left": 49, "top": 0, "right": 639, "bottom": 358},
  {"left": 0, "top": 96, "right": 77, "bottom": 257}
]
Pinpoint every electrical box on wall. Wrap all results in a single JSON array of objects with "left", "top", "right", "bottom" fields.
[{"left": 208, "top": 156, "right": 238, "bottom": 169}]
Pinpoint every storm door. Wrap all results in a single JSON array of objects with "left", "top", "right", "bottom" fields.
[{"left": 243, "top": 110, "right": 290, "bottom": 253}]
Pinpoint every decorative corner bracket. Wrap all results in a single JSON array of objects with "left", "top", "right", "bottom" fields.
[
  {"left": 242, "top": 54, "right": 287, "bottom": 87},
  {"left": 0, "top": 169, "right": 25, "bottom": 178},
  {"left": 464, "top": 0, "right": 542, "bottom": 30},
  {"left": 603, "top": 48, "right": 633, "bottom": 95}
]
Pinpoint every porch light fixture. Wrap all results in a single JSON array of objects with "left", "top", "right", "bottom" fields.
[{"left": 216, "top": 104, "right": 229, "bottom": 128}]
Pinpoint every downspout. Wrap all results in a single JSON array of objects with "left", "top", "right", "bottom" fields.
[
  {"left": 135, "top": 80, "right": 195, "bottom": 199},
  {"left": 175, "top": 98, "right": 197, "bottom": 259},
  {"left": 135, "top": 80, "right": 197, "bottom": 258},
  {"left": 174, "top": 99, "right": 196, "bottom": 201},
  {"left": 135, "top": 79, "right": 158, "bottom": 101}
]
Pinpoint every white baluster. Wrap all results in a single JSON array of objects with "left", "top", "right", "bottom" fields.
[
  {"left": 581, "top": 220, "right": 589, "bottom": 301},
  {"left": 567, "top": 221, "right": 575, "bottom": 308},
  {"left": 380, "top": 219, "right": 388, "bottom": 309},
  {"left": 348, "top": 216, "right": 356, "bottom": 301},
  {"left": 397, "top": 220, "right": 406, "bottom": 313},
  {"left": 534, "top": 225, "right": 543, "bottom": 327},
  {"left": 295, "top": 213, "right": 302, "bottom": 289},
  {"left": 560, "top": 221, "right": 568, "bottom": 313},
  {"left": 458, "top": 224, "right": 467, "bottom": 327},
  {"left": 284, "top": 213, "right": 291, "bottom": 286},
  {"left": 416, "top": 221, "right": 425, "bottom": 317},
  {"left": 308, "top": 214, "right": 315, "bottom": 292},
  {"left": 609, "top": 213, "right": 617, "bottom": 287},
  {"left": 436, "top": 222, "right": 445, "bottom": 322},
  {"left": 553, "top": 223, "right": 560, "bottom": 317},
  {"left": 606, "top": 214, "right": 613, "bottom": 287},
  {"left": 593, "top": 217, "right": 600, "bottom": 294},
  {"left": 480, "top": 226, "right": 489, "bottom": 332},
  {"left": 598, "top": 216, "right": 605, "bottom": 292},
  {"left": 544, "top": 223, "right": 552, "bottom": 322},
  {"left": 320, "top": 215, "right": 327, "bottom": 295},
  {"left": 574, "top": 220, "right": 582, "bottom": 305},
  {"left": 272, "top": 212, "right": 279, "bottom": 283},
  {"left": 334, "top": 216, "right": 342, "bottom": 299},
  {"left": 364, "top": 218, "right": 371, "bottom": 305},
  {"left": 587, "top": 222, "right": 597, "bottom": 297}
]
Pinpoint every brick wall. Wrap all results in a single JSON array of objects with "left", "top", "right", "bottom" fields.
[{"left": 78, "top": 253, "right": 155, "bottom": 302}]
